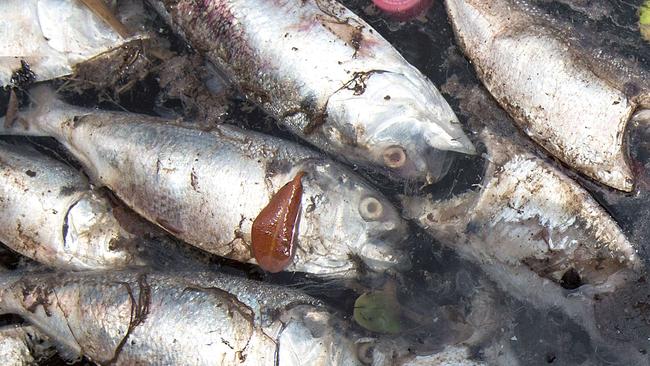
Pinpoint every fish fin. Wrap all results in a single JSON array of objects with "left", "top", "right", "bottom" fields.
[
  {"left": 0, "top": 86, "right": 85, "bottom": 138},
  {"left": 78, "top": 0, "right": 130, "bottom": 38}
]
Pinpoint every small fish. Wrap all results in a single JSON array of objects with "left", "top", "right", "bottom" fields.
[
  {"left": 148, "top": 0, "right": 475, "bottom": 182},
  {"left": 0, "top": 90, "right": 409, "bottom": 278},
  {"left": 445, "top": 0, "right": 650, "bottom": 191},
  {"left": 0, "top": 141, "right": 137, "bottom": 270},
  {"left": 402, "top": 128, "right": 640, "bottom": 290},
  {"left": 0, "top": 270, "right": 372, "bottom": 365},
  {"left": 0, "top": 0, "right": 145, "bottom": 87},
  {"left": 402, "top": 127, "right": 644, "bottom": 360},
  {"left": 0, "top": 325, "right": 55, "bottom": 366},
  {"left": 252, "top": 171, "right": 304, "bottom": 273}
]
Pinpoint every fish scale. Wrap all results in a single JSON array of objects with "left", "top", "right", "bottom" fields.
[
  {"left": 0, "top": 94, "right": 409, "bottom": 278},
  {"left": 0, "top": 270, "right": 367, "bottom": 365},
  {"left": 148, "top": 0, "right": 475, "bottom": 183},
  {"left": 445, "top": 0, "right": 650, "bottom": 191}
]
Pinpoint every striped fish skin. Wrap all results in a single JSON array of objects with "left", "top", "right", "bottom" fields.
[
  {"left": 147, "top": 0, "right": 475, "bottom": 183},
  {"left": 2, "top": 96, "right": 409, "bottom": 278},
  {"left": 445, "top": 0, "right": 650, "bottom": 191},
  {"left": 0, "top": 142, "right": 137, "bottom": 270},
  {"left": 0, "top": 270, "right": 367, "bottom": 365}
]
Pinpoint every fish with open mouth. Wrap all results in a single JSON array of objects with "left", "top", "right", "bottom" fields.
[
  {"left": 0, "top": 0, "right": 146, "bottom": 87},
  {"left": 0, "top": 270, "right": 374, "bottom": 365},
  {"left": 445, "top": 0, "right": 650, "bottom": 191},
  {"left": 147, "top": 0, "right": 475, "bottom": 182},
  {"left": 0, "top": 141, "right": 138, "bottom": 270},
  {"left": 0, "top": 91, "right": 409, "bottom": 278}
]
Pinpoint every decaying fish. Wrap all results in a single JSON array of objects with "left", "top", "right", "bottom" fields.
[
  {"left": 402, "top": 127, "right": 645, "bottom": 360},
  {"left": 0, "top": 141, "right": 138, "bottom": 270},
  {"left": 0, "top": 325, "right": 55, "bottom": 366},
  {"left": 402, "top": 128, "right": 640, "bottom": 290},
  {"left": 0, "top": 93, "right": 409, "bottom": 278},
  {"left": 0, "top": 0, "right": 145, "bottom": 87},
  {"left": 147, "top": 0, "right": 475, "bottom": 182},
  {"left": 445, "top": 0, "right": 650, "bottom": 191},
  {"left": 0, "top": 270, "right": 373, "bottom": 365}
]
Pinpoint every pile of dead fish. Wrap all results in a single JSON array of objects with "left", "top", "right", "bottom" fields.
[{"left": 0, "top": 0, "right": 648, "bottom": 365}]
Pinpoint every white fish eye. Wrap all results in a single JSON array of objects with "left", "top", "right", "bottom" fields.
[
  {"left": 359, "top": 196, "right": 383, "bottom": 221},
  {"left": 356, "top": 341, "right": 375, "bottom": 365},
  {"left": 382, "top": 146, "right": 407, "bottom": 168}
]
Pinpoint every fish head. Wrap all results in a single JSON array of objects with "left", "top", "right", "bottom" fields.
[
  {"left": 295, "top": 161, "right": 410, "bottom": 277},
  {"left": 327, "top": 70, "right": 475, "bottom": 183},
  {"left": 277, "top": 305, "right": 365, "bottom": 365},
  {"left": 64, "top": 192, "right": 137, "bottom": 269}
]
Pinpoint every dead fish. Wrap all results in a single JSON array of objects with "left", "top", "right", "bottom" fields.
[
  {"left": 0, "top": 325, "right": 55, "bottom": 366},
  {"left": 0, "top": 0, "right": 145, "bottom": 87},
  {"left": 445, "top": 0, "right": 650, "bottom": 191},
  {"left": 0, "top": 270, "right": 373, "bottom": 365},
  {"left": 0, "top": 141, "right": 137, "bottom": 270},
  {"left": 402, "top": 128, "right": 640, "bottom": 290},
  {"left": 252, "top": 171, "right": 305, "bottom": 273},
  {"left": 401, "top": 127, "right": 645, "bottom": 358},
  {"left": 0, "top": 91, "right": 409, "bottom": 278},
  {"left": 147, "top": 0, "right": 475, "bottom": 182}
]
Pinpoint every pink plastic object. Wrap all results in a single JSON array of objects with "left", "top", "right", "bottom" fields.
[{"left": 372, "top": 0, "right": 433, "bottom": 21}]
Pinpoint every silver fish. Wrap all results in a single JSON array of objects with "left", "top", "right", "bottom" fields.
[
  {"left": 0, "top": 0, "right": 146, "bottom": 87},
  {"left": 147, "top": 0, "right": 475, "bottom": 182},
  {"left": 0, "top": 325, "right": 55, "bottom": 366},
  {"left": 425, "top": 77, "right": 650, "bottom": 363},
  {"left": 0, "top": 270, "right": 370, "bottom": 365},
  {"left": 445, "top": 0, "right": 650, "bottom": 191},
  {"left": 402, "top": 127, "right": 644, "bottom": 361},
  {"left": 402, "top": 128, "right": 640, "bottom": 290},
  {"left": 0, "top": 141, "right": 138, "bottom": 270},
  {"left": 0, "top": 93, "right": 409, "bottom": 278}
]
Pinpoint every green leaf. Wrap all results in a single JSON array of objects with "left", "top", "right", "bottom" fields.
[
  {"left": 641, "top": 1, "right": 650, "bottom": 25},
  {"left": 353, "top": 291, "right": 402, "bottom": 334}
]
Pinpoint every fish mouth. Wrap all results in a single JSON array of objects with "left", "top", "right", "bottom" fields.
[
  {"left": 448, "top": 135, "right": 477, "bottom": 155},
  {"left": 423, "top": 125, "right": 477, "bottom": 156},
  {"left": 355, "top": 242, "right": 412, "bottom": 273}
]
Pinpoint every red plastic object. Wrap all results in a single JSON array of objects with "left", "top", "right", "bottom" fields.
[{"left": 372, "top": 0, "right": 433, "bottom": 21}]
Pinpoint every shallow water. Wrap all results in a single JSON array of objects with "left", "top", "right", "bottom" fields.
[{"left": 1, "top": 0, "right": 650, "bottom": 365}]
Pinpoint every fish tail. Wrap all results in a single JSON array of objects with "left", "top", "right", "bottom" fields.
[{"left": 0, "top": 86, "right": 86, "bottom": 139}]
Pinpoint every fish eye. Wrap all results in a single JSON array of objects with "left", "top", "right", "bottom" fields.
[
  {"left": 382, "top": 146, "right": 407, "bottom": 168},
  {"left": 359, "top": 196, "right": 384, "bottom": 221},
  {"left": 356, "top": 341, "right": 375, "bottom": 365}
]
